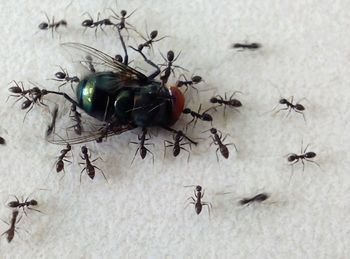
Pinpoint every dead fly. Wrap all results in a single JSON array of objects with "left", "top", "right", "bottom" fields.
[
  {"left": 79, "top": 146, "right": 107, "bottom": 182},
  {"left": 207, "top": 128, "right": 237, "bottom": 160},
  {"left": 210, "top": 92, "right": 242, "bottom": 115},
  {"left": 130, "top": 127, "right": 154, "bottom": 163},
  {"left": 1, "top": 210, "right": 20, "bottom": 243},
  {"left": 185, "top": 185, "right": 212, "bottom": 215},
  {"left": 38, "top": 13, "right": 67, "bottom": 37},
  {"left": 232, "top": 42, "right": 261, "bottom": 51},
  {"left": 239, "top": 193, "right": 270, "bottom": 206}
]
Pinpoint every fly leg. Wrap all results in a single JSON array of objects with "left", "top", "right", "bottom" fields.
[
  {"left": 162, "top": 126, "right": 198, "bottom": 145},
  {"left": 129, "top": 46, "right": 160, "bottom": 79}
]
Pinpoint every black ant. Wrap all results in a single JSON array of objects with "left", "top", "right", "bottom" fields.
[
  {"left": 239, "top": 193, "right": 270, "bottom": 206},
  {"left": 81, "top": 12, "right": 113, "bottom": 36},
  {"left": 7, "top": 196, "right": 41, "bottom": 216},
  {"left": 176, "top": 75, "right": 203, "bottom": 92},
  {"left": 232, "top": 42, "right": 261, "bottom": 51},
  {"left": 134, "top": 30, "right": 166, "bottom": 53},
  {"left": 1, "top": 210, "right": 20, "bottom": 243},
  {"left": 159, "top": 50, "right": 186, "bottom": 85},
  {"left": 130, "top": 127, "right": 154, "bottom": 163},
  {"left": 109, "top": 8, "right": 136, "bottom": 32},
  {"left": 164, "top": 130, "right": 190, "bottom": 161},
  {"left": 38, "top": 13, "right": 67, "bottom": 37},
  {"left": 185, "top": 185, "right": 212, "bottom": 215},
  {"left": 68, "top": 104, "right": 83, "bottom": 135},
  {"left": 56, "top": 143, "right": 72, "bottom": 174},
  {"left": 51, "top": 67, "right": 79, "bottom": 89},
  {"left": 79, "top": 146, "right": 107, "bottom": 182},
  {"left": 287, "top": 142, "right": 320, "bottom": 171},
  {"left": 0, "top": 137, "right": 5, "bottom": 145},
  {"left": 183, "top": 104, "right": 213, "bottom": 129},
  {"left": 272, "top": 96, "right": 306, "bottom": 121},
  {"left": 46, "top": 105, "right": 58, "bottom": 137},
  {"left": 208, "top": 128, "right": 237, "bottom": 160},
  {"left": 210, "top": 92, "right": 242, "bottom": 115}
]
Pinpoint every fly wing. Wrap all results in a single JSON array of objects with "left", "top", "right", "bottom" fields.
[{"left": 61, "top": 42, "right": 148, "bottom": 81}]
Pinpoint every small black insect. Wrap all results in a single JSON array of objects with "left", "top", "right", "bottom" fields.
[
  {"left": 210, "top": 92, "right": 242, "bottom": 115},
  {"left": 46, "top": 106, "right": 59, "bottom": 137},
  {"left": 67, "top": 104, "right": 83, "bottom": 135},
  {"left": 109, "top": 8, "right": 136, "bottom": 32},
  {"left": 239, "top": 193, "right": 270, "bottom": 205},
  {"left": 51, "top": 67, "right": 79, "bottom": 89},
  {"left": 130, "top": 127, "right": 154, "bottom": 163},
  {"left": 38, "top": 13, "right": 67, "bottom": 37},
  {"left": 134, "top": 30, "right": 166, "bottom": 53},
  {"left": 79, "top": 146, "right": 106, "bottom": 182},
  {"left": 232, "top": 42, "right": 261, "bottom": 51},
  {"left": 0, "top": 137, "right": 5, "bottom": 145},
  {"left": 1, "top": 210, "right": 20, "bottom": 243},
  {"left": 81, "top": 12, "right": 113, "bottom": 36},
  {"left": 185, "top": 185, "right": 212, "bottom": 215},
  {"left": 7, "top": 196, "right": 41, "bottom": 216},
  {"left": 272, "top": 96, "right": 306, "bottom": 121},
  {"left": 287, "top": 142, "right": 320, "bottom": 171},
  {"left": 159, "top": 50, "right": 186, "bottom": 85},
  {"left": 176, "top": 75, "right": 203, "bottom": 92},
  {"left": 56, "top": 142, "right": 72, "bottom": 174},
  {"left": 208, "top": 128, "right": 237, "bottom": 160},
  {"left": 183, "top": 104, "right": 213, "bottom": 129},
  {"left": 164, "top": 130, "right": 190, "bottom": 160}
]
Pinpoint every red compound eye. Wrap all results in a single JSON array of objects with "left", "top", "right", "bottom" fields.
[{"left": 168, "top": 86, "right": 185, "bottom": 126}]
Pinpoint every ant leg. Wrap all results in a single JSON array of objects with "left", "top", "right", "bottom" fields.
[
  {"left": 94, "top": 166, "right": 108, "bottom": 182},
  {"left": 305, "top": 159, "right": 321, "bottom": 168},
  {"left": 80, "top": 167, "right": 86, "bottom": 183},
  {"left": 202, "top": 202, "right": 212, "bottom": 216},
  {"left": 41, "top": 90, "right": 79, "bottom": 107},
  {"left": 215, "top": 147, "right": 220, "bottom": 162},
  {"left": 162, "top": 126, "right": 198, "bottom": 145},
  {"left": 301, "top": 160, "right": 305, "bottom": 171},
  {"left": 27, "top": 208, "right": 44, "bottom": 214},
  {"left": 226, "top": 143, "right": 238, "bottom": 152},
  {"left": 180, "top": 147, "right": 190, "bottom": 162}
]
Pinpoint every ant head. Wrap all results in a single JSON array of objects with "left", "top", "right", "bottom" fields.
[
  {"left": 210, "top": 128, "right": 217, "bottom": 134},
  {"left": 287, "top": 154, "right": 298, "bottom": 162},
  {"left": 183, "top": 108, "right": 191, "bottom": 114},
  {"left": 60, "top": 20, "right": 68, "bottom": 26},
  {"left": 177, "top": 130, "right": 184, "bottom": 135},
  {"left": 192, "top": 76, "right": 202, "bottom": 84},
  {"left": 305, "top": 152, "right": 316, "bottom": 158},
  {"left": 251, "top": 43, "right": 261, "bottom": 48},
  {"left": 55, "top": 71, "right": 66, "bottom": 79},
  {"left": 195, "top": 185, "right": 202, "bottom": 192},
  {"left": 30, "top": 200, "right": 38, "bottom": 206},
  {"left": 150, "top": 30, "right": 158, "bottom": 39},
  {"left": 137, "top": 44, "right": 143, "bottom": 51},
  {"left": 167, "top": 50, "right": 174, "bottom": 62},
  {"left": 279, "top": 98, "right": 288, "bottom": 104},
  {"left": 82, "top": 20, "right": 93, "bottom": 27},
  {"left": 22, "top": 99, "right": 32, "bottom": 110},
  {"left": 114, "top": 54, "right": 123, "bottom": 63},
  {"left": 255, "top": 193, "right": 269, "bottom": 202},
  {"left": 121, "top": 10, "right": 127, "bottom": 17},
  {"left": 81, "top": 146, "right": 88, "bottom": 154},
  {"left": 38, "top": 22, "right": 48, "bottom": 30},
  {"left": 295, "top": 104, "right": 305, "bottom": 111},
  {"left": 232, "top": 43, "right": 240, "bottom": 48},
  {"left": 210, "top": 97, "right": 218, "bottom": 103}
]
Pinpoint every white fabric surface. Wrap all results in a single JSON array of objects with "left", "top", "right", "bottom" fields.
[{"left": 0, "top": 0, "right": 349, "bottom": 258}]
